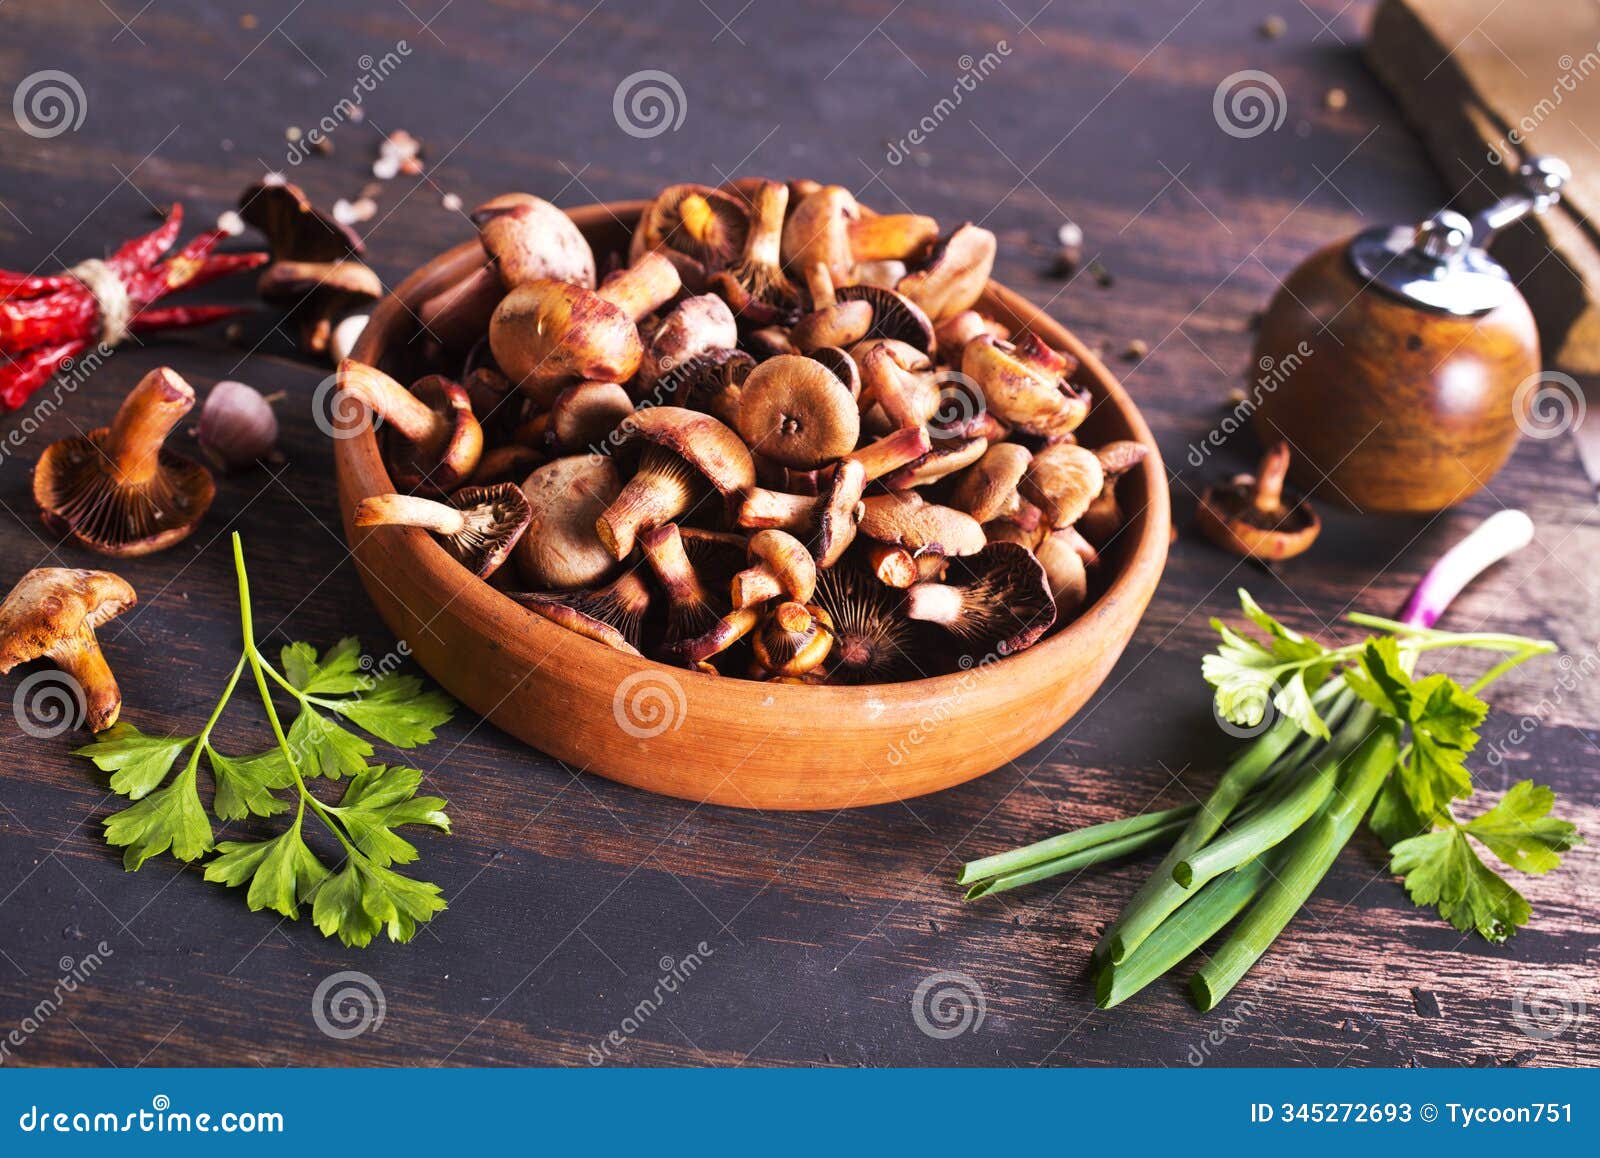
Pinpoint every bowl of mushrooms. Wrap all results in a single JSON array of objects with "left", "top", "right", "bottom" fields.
[{"left": 334, "top": 180, "right": 1169, "bottom": 810}]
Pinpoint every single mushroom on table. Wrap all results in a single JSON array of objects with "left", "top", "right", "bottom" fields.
[
  {"left": 904, "top": 541, "right": 1057, "bottom": 657},
  {"left": 514, "top": 571, "right": 652, "bottom": 655},
  {"left": 751, "top": 600, "right": 835, "bottom": 679},
  {"left": 735, "top": 354, "right": 860, "bottom": 470},
  {"left": 336, "top": 361, "right": 484, "bottom": 493},
  {"left": 239, "top": 177, "right": 381, "bottom": 357},
  {"left": 514, "top": 454, "right": 623, "bottom": 590},
  {"left": 1196, "top": 442, "right": 1320, "bottom": 561},
  {"left": 1020, "top": 441, "right": 1106, "bottom": 530},
  {"left": 595, "top": 406, "right": 755, "bottom": 560},
  {"left": 352, "top": 482, "right": 533, "bottom": 580},
  {"left": 419, "top": 192, "right": 597, "bottom": 349},
  {"left": 489, "top": 250, "right": 682, "bottom": 403},
  {"left": 0, "top": 567, "right": 137, "bottom": 732},
  {"left": 33, "top": 367, "right": 216, "bottom": 556}
]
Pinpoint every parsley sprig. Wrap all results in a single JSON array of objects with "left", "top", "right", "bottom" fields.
[{"left": 75, "top": 533, "right": 457, "bottom": 947}]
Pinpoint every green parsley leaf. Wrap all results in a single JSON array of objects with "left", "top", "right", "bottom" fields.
[
  {"left": 1203, "top": 622, "right": 1278, "bottom": 730},
  {"left": 206, "top": 745, "right": 294, "bottom": 820},
  {"left": 311, "top": 853, "right": 447, "bottom": 947},
  {"left": 1462, "top": 781, "right": 1581, "bottom": 875},
  {"left": 1238, "top": 590, "right": 1329, "bottom": 669},
  {"left": 288, "top": 705, "right": 373, "bottom": 779},
  {"left": 204, "top": 817, "right": 330, "bottom": 918},
  {"left": 1203, "top": 595, "right": 1332, "bottom": 738},
  {"left": 1389, "top": 825, "right": 1530, "bottom": 942},
  {"left": 1368, "top": 776, "right": 1428, "bottom": 848},
  {"left": 281, "top": 637, "right": 370, "bottom": 695},
  {"left": 74, "top": 723, "right": 196, "bottom": 799},
  {"left": 103, "top": 762, "right": 214, "bottom": 870},
  {"left": 324, "top": 672, "right": 456, "bottom": 749},
  {"left": 326, "top": 765, "right": 451, "bottom": 866}
]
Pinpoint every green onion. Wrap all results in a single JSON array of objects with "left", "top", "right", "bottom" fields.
[
  {"left": 963, "top": 813, "right": 1194, "bottom": 900},
  {"left": 959, "top": 805, "right": 1198, "bottom": 888},
  {"left": 1189, "top": 719, "right": 1402, "bottom": 1011}
]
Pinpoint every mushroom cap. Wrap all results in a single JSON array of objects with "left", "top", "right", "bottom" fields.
[
  {"left": 752, "top": 600, "right": 835, "bottom": 677},
  {"left": 629, "top": 183, "right": 750, "bottom": 286},
  {"left": 859, "top": 491, "right": 986, "bottom": 557},
  {"left": 789, "top": 299, "right": 874, "bottom": 352},
  {"left": 814, "top": 457, "right": 867, "bottom": 567},
  {"left": 440, "top": 483, "right": 534, "bottom": 579},
  {"left": 896, "top": 223, "right": 997, "bottom": 320},
  {"left": 948, "top": 441, "right": 1032, "bottom": 522},
  {"left": 514, "top": 572, "right": 651, "bottom": 655},
  {"left": 835, "top": 285, "right": 935, "bottom": 353},
  {"left": 1196, "top": 475, "right": 1321, "bottom": 561},
  {"left": 617, "top": 406, "right": 756, "bottom": 497},
  {"left": 514, "top": 455, "right": 623, "bottom": 589},
  {"left": 1020, "top": 441, "right": 1105, "bottom": 529},
  {"left": 239, "top": 177, "right": 365, "bottom": 262},
  {"left": 489, "top": 278, "right": 642, "bottom": 404},
  {"left": 637, "top": 294, "right": 739, "bottom": 396},
  {"left": 472, "top": 193, "right": 596, "bottom": 289},
  {"left": 1095, "top": 439, "right": 1151, "bottom": 481},
  {"left": 1036, "top": 533, "right": 1090, "bottom": 617},
  {"left": 855, "top": 338, "right": 940, "bottom": 430},
  {"left": 781, "top": 185, "right": 860, "bottom": 285},
  {"left": 905, "top": 541, "right": 1056, "bottom": 656},
  {"left": 879, "top": 435, "right": 988, "bottom": 489},
  {"left": 962, "top": 333, "right": 1087, "bottom": 436},
  {"left": 736, "top": 355, "right": 861, "bottom": 470},
  {"left": 33, "top": 369, "right": 215, "bottom": 557},
  {"left": 811, "top": 565, "right": 918, "bottom": 684},
  {"left": 256, "top": 259, "right": 383, "bottom": 305},
  {"left": 807, "top": 346, "right": 861, "bottom": 399},
  {"left": 0, "top": 568, "right": 136, "bottom": 671},
  {"left": 548, "top": 382, "right": 635, "bottom": 453},
  {"left": 387, "top": 374, "right": 484, "bottom": 492}
]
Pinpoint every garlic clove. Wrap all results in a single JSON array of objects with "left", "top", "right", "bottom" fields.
[{"left": 196, "top": 380, "right": 279, "bottom": 472}]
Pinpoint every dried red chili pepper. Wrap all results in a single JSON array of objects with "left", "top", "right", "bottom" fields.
[{"left": 0, "top": 204, "right": 268, "bottom": 412}]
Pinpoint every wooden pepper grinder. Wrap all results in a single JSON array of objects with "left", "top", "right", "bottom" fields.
[{"left": 1251, "top": 157, "right": 1569, "bottom": 513}]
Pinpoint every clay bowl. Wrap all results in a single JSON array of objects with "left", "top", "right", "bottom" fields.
[{"left": 337, "top": 200, "right": 1170, "bottom": 810}]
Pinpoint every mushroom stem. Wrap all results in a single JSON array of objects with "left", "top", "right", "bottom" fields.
[
  {"left": 102, "top": 368, "right": 195, "bottom": 487},
  {"left": 903, "top": 582, "right": 963, "bottom": 628},
  {"left": 804, "top": 262, "right": 837, "bottom": 309},
  {"left": 849, "top": 426, "right": 934, "bottom": 482},
  {"left": 1253, "top": 441, "right": 1290, "bottom": 513},
  {"left": 595, "top": 251, "right": 682, "bottom": 320},
  {"left": 52, "top": 630, "right": 122, "bottom": 732},
  {"left": 337, "top": 360, "right": 446, "bottom": 446},
  {"left": 681, "top": 606, "right": 760, "bottom": 665},
  {"left": 738, "top": 488, "right": 814, "bottom": 532},
  {"left": 866, "top": 542, "right": 918, "bottom": 588},
  {"left": 731, "top": 566, "right": 783, "bottom": 608},
  {"left": 596, "top": 448, "right": 700, "bottom": 559},
  {"left": 353, "top": 493, "right": 467, "bottom": 536}
]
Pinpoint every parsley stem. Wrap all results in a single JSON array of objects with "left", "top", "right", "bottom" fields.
[{"left": 1189, "top": 719, "right": 1402, "bottom": 1011}]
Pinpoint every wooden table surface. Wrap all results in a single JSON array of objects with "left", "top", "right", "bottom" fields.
[{"left": 1, "top": 0, "right": 1595, "bottom": 1068}]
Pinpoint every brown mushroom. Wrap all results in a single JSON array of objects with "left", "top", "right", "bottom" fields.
[
  {"left": 780, "top": 185, "right": 938, "bottom": 285},
  {"left": 948, "top": 442, "right": 1032, "bottom": 522},
  {"left": 834, "top": 284, "right": 935, "bottom": 354},
  {"left": 33, "top": 367, "right": 216, "bottom": 556},
  {"left": 736, "top": 355, "right": 860, "bottom": 470},
  {"left": 239, "top": 177, "right": 378, "bottom": 356},
  {"left": 737, "top": 457, "right": 866, "bottom": 566},
  {"left": 879, "top": 435, "right": 988, "bottom": 489},
  {"left": 1078, "top": 440, "right": 1150, "bottom": 543},
  {"left": 848, "top": 426, "right": 933, "bottom": 482},
  {"left": 641, "top": 523, "right": 725, "bottom": 648},
  {"left": 629, "top": 183, "right": 749, "bottom": 290},
  {"left": 934, "top": 310, "right": 1009, "bottom": 361},
  {"left": 353, "top": 483, "right": 532, "bottom": 579},
  {"left": 636, "top": 294, "right": 739, "bottom": 398},
  {"left": 856, "top": 339, "right": 940, "bottom": 430},
  {"left": 710, "top": 181, "right": 802, "bottom": 326},
  {"left": 489, "top": 250, "right": 682, "bottom": 403},
  {"left": 515, "top": 455, "right": 623, "bottom": 590},
  {"left": 595, "top": 407, "right": 755, "bottom": 559},
  {"left": 1036, "top": 533, "right": 1090, "bottom": 617},
  {"left": 896, "top": 223, "right": 997, "bottom": 320},
  {"left": 674, "top": 605, "right": 761, "bottom": 668},
  {"left": 467, "top": 443, "right": 545, "bottom": 487},
  {"left": 336, "top": 361, "right": 484, "bottom": 492},
  {"left": 904, "top": 541, "right": 1056, "bottom": 656},
  {"left": 547, "top": 382, "right": 635, "bottom": 453},
  {"left": 0, "top": 567, "right": 137, "bottom": 732},
  {"left": 751, "top": 601, "right": 835, "bottom": 678},
  {"left": 790, "top": 264, "right": 874, "bottom": 352},
  {"left": 811, "top": 565, "right": 918, "bottom": 684},
  {"left": 962, "top": 332, "right": 1088, "bottom": 437},
  {"left": 858, "top": 491, "right": 986, "bottom": 562},
  {"left": 731, "top": 529, "right": 817, "bottom": 608},
  {"left": 514, "top": 571, "right": 652, "bottom": 654},
  {"left": 1020, "top": 442, "right": 1105, "bottom": 529},
  {"left": 1196, "top": 442, "right": 1320, "bottom": 561}
]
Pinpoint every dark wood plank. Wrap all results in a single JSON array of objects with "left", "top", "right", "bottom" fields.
[{"left": 0, "top": 0, "right": 1595, "bottom": 1069}]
